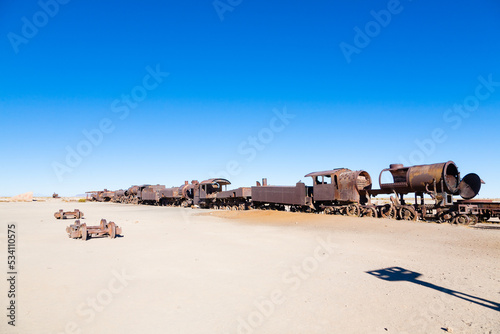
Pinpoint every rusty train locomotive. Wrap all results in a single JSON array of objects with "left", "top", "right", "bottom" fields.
[{"left": 86, "top": 161, "right": 499, "bottom": 225}]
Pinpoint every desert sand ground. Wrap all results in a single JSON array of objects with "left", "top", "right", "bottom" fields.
[{"left": 0, "top": 200, "right": 499, "bottom": 334}]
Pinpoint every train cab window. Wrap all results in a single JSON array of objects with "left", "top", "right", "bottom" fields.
[{"left": 315, "top": 176, "right": 331, "bottom": 185}]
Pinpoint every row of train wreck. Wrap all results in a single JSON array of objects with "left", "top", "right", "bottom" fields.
[{"left": 86, "top": 161, "right": 500, "bottom": 225}]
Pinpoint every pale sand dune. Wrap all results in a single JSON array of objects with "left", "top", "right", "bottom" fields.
[{"left": 0, "top": 201, "right": 499, "bottom": 334}]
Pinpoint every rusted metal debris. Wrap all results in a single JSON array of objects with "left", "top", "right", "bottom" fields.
[
  {"left": 86, "top": 189, "right": 115, "bottom": 202},
  {"left": 66, "top": 219, "right": 122, "bottom": 240},
  {"left": 54, "top": 209, "right": 84, "bottom": 219},
  {"left": 52, "top": 193, "right": 60, "bottom": 198}
]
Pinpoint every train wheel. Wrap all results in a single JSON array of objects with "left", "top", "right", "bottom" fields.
[
  {"left": 438, "top": 212, "right": 452, "bottom": 224},
  {"left": 100, "top": 219, "right": 107, "bottom": 230},
  {"left": 346, "top": 204, "right": 360, "bottom": 217},
  {"left": 380, "top": 204, "right": 396, "bottom": 219},
  {"left": 81, "top": 224, "right": 88, "bottom": 241},
  {"left": 238, "top": 203, "right": 246, "bottom": 211},
  {"left": 454, "top": 215, "right": 470, "bottom": 225},
  {"left": 399, "top": 206, "right": 417, "bottom": 221},
  {"left": 363, "top": 207, "right": 378, "bottom": 218},
  {"left": 468, "top": 215, "right": 478, "bottom": 225},
  {"left": 108, "top": 222, "right": 116, "bottom": 239},
  {"left": 324, "top": 207, "right": 334, "bottom": 215}
]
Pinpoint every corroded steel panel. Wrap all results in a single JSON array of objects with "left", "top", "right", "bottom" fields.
[
  {"left": 252, "top": 183, "right": 309, "bottom": 206},
  {"left": 217, "top": 187, "right": 252, "bottom": 199}
]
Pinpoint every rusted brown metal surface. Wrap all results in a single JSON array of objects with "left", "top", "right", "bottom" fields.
[
  {"left": 86, "top": 191, "right": 99, "bottom": 201},
  {"left": 158, "top": 186, "right": 181, "bottom": 205},
  {"left": 157, "top": 181, "right": 197, "bottom": 207},
  {"left": 191, "top": 178, "right": 253, "bottom": 210},
  {"left": 367, "top": 161, "right": 484, "bottom": 222},
  {"left": 214, "top": 187, "right": 252, "bottom": 210},
  {"left": 99, "top": 189, "right": 114, "bottom": 202},
  {"left": 123, "top": 185, "right": 151, "bottom": 204},
  {"left": 456, "top": 199, "right": 500, "bottom": 222},
  {"left": 86, "top": 189, "right": 115, "bottom": 202},
  {"left": 303, "top": 169, "right": 374, "bottom": 217},
  {"left": 305, "top": 168, "right": 372, "bottom": 205},
  {"left": 54, "top": 209, "right": 84, "bottom": 219},
  {"left": 374, "top": 161, "right": 481, "bottom": 199},
  {"left": 180, "top": 181, "right": 198, "bottom": 206},
  {"left": 217, "top": 187, "right": 252, "bottom": 199},
  {"left": 113, "top": 189, "right": 126, "bottom": 202},
  {"left": 141, "top": 184, "right": 166, "bottom": 204},
  {"left": 66, "top": 219, "right": 122, "bottom": 240},
  {"left": 194, "top": 178, "right": 231, "bottom": 206},
  {"left": 252, "top": 181, "right": 313, "bottom": 209}
]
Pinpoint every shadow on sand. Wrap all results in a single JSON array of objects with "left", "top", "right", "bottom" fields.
[{"left": 366, "top": 267, "right": 500, "bottom": 312}]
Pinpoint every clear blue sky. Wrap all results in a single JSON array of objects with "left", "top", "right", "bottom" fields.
[{"left": 1, "top": 0, "right": 499, "bottom": 198}]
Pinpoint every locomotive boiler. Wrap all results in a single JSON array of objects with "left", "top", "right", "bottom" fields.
[{"left": 371, "top": 161, "right": 483, "bottom": 222}]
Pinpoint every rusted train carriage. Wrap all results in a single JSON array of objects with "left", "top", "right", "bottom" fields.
[
  {"left": 141, "top": 184, "right": 166, "bottom": 205},
  {"left": 251, "top": 179, "right": 313, "bottom": 211},
  {"left": 456, "top": 199, "right": 500, "bottom": 224},
  {"left": 215, "top": 186, "right": 252, "bottom": 210},
  {"left": 86, "top": 189, "right": 114, "bottom": 202},
  {"left": 194, "top": 178, "right": 230, "bottom": 208},
  {"left": 251, "top": 168, "right": 373, "bottom": 216},
  {"left": 158, "top": 181, "right": 198, "bottom": 207},
  {"left": 113, "top": 189, "right": 126, "bottom": 203},
  {"left": 85, "top": 160, "right": 499, "bottom": 225},
  {"left": 193, "top": 178, "right": 252, "bottom": 210},
  {"left": 305, "top": 169, "right": 375, "bottom": 216}
]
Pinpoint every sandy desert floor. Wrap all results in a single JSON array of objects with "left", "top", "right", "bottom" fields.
[{"left": 0, "top": 200, "right": 499, "bottom": 334}]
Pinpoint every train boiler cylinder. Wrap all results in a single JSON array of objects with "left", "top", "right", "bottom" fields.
[{"left": 379, "top": 161, "right": 481, "bottom": 199}]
